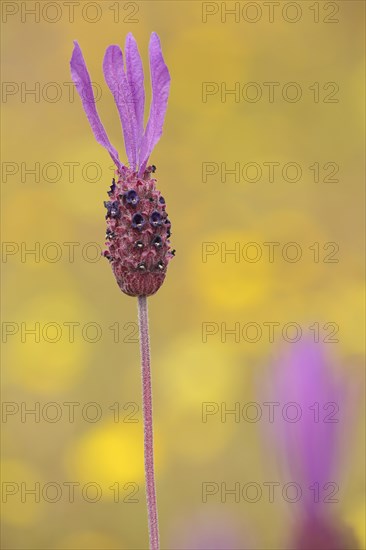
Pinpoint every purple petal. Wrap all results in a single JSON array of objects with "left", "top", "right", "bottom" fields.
[
  {"left": 139, "top": 33, "right": 171, "bottom": 175},
  {"left": 70, "top": 41, "right": 121, "bottom": 169},
  {"left": 125, "top": 33, "right": 145, "bottom": 155},
  {"left": 262, "top": 342, "right": 351, "bottom": 513},
  {"left": 103, "top": 45, "right": 138, "bottom": 170}
]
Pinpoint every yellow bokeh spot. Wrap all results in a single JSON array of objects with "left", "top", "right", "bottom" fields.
[
  {"left": 344, "top": 502, "right": 366, "bottom": 550},
  {"left": 193, "top": 230, "right": 272, "bottom": 310},
  {"left": 1, "top": 459, "right": 44, "bottom": 526},
  {"left": 159, "top": 335, "right": 239, "bottom": 407},
  {"left": 65, "top": 421, "right": 162, "bottom": 495},
  {"left": 4, "top": 291, "right": 93, "bottom": 392},
  {"left": 157, "top": 336, "right": 240, "bottom": 461}
]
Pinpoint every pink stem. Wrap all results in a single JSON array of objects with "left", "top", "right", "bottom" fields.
[{"left": 137, "top": 295, "right": 160, "bottom": 550}]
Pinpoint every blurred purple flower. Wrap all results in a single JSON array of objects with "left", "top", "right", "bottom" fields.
[
  {"left": 270, "top": 343, "right": 343, "bottom": 508},
  {"left": 263, "top": 342, "right": 359, "bottom": 549},
  {"left": 291, "top": 514, "right": 359, "bottom": 550}
]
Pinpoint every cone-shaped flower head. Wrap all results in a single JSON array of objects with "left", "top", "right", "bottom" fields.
[{"left": 70, "top": 33, "right": 173, "bottom": 296}]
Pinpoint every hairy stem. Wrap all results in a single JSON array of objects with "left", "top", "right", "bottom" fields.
[{"left": 137, "top": 295, "right": 160, "bottom": 550}]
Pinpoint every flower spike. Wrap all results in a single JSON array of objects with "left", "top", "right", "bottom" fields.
[{"left": 70, "top": 34, "right": 173, "bottom": 297}]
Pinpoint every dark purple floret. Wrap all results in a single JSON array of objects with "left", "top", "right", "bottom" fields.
[
  {"left": 150, "top": 211, "right": 162, "bottom": 227},
  {"left": 103, "top": 250, "right": 112, "bottom": 262},
  {"left": 125, "top": 189, "right": 139, "bottom": 206},
  {"left": 106, "top": 228, "right": 115, "bottom": 239},
  {"left": 157, "top": 260, "right": 164, "bottom": 270},
  {"left": 152, "top": 235, "right": 162, "bottom": 248},
  {"left": 159, "top": 196, "right": 165, "bottom": 204},
  {"left": 135, "top": 240, "right": 144, "bottom": 249},
  {"left": 151, "top": 165, "right": 156, "bottom": 173},
  {"left": 108, "top": 179, "right": 116, "bottom": 196},
  {"left": 132, "top": 213, "right": 145, "bottom": 229},
  {"left": 104, "top": 200, "right": 120, "bottom": 218}
]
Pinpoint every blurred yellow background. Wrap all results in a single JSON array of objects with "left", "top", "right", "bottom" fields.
[{"left": 1, "top": 1, "right": 365, "bottom": 549}]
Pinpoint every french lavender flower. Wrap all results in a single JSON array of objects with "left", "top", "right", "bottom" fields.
[
  {"left": 70, "top": 33, "right": 172, "bottom": 550},
  {"left": 70, "top": 33, "right": 173, "bottom": 297},
  {"left": 264, "top": 342, "right": 359, "bottom": 550}
]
